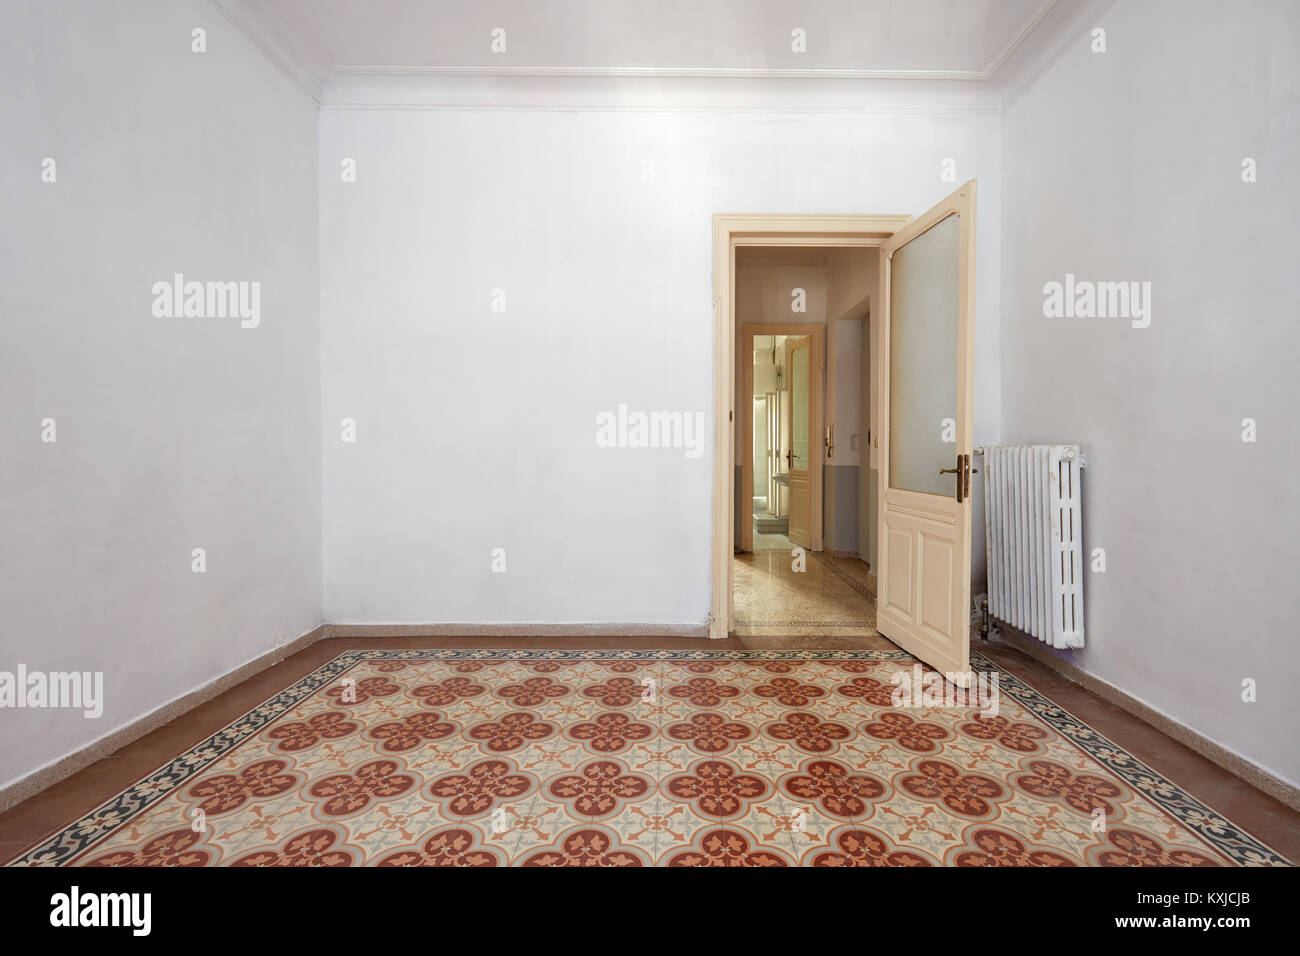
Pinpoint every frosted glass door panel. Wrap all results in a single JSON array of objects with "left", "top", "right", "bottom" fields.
[
  {"left": 791, "top": 341, "right": 809, "bottom": 470},
  {"left": 889, "top": 213, "right": 959, "bottom": 497}
]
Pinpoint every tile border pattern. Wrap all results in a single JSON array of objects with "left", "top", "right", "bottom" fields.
[
  {"left": 0, "top": 623, "right": 326, "bottom": 815},
  {"left": 810, "top": 551, "right": 878, "bottom": 602},
  {"left": 732, "top": 620, "right": 876, "bottom": 628}
]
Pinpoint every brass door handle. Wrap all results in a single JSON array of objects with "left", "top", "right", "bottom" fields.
[{"left": 942, "top": 454, "right": 968, "bottom": 503}]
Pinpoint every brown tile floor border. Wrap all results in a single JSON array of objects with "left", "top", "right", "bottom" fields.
[
  {"left": 3, "top": 633, "right": 1297, "bottom": 865},
  {"left": 0, "top": 624, "right": 326, "bottom": 815},
  {"left": 973, "top": 636, "right": 1300, "bottom": 865}
]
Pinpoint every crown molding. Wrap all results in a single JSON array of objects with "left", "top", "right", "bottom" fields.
[
  {"left": 211, "top": 0, "right": 1112, "bottom": 113},
  {"left": 209, "top": 0, "right": 331, "bottom": 104},
  {"left": 994, "top": 0, "right": 1120, "bottom": 107},
  {"left": 281, "top": 0, "right": 1060, "bottom": 86},
  {"left": 334, "top": 65, "right": 998, "bottom": 81},
  {"left": 981, "top": 0, "right": 1061, "bottom": 78},
  {"left": 317, "top": 73, "right": 1004, "bottom": 114}
]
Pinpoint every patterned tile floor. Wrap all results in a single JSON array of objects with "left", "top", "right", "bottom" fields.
[{"left": 10, "top": 650, "right": 1287, "bottom": 867}]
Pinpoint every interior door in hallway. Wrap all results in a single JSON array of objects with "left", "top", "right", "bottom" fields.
[
  {"left": 784, "top": 335, "right": 813, "bottom": 548},
  {"left": 877, "top": 181, "right": 977, "bottom": 684}
]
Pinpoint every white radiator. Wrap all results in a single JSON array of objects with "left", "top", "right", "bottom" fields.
[{"left": 982, "top": 444, "right": 1085, "bottom": 649}]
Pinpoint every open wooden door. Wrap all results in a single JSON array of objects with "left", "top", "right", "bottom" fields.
[
  {"left": 765, "top": 391, "right": 780, "bottom": 513},
  {"left": 784, "top": 335, "right": 814, "bottom": 549},
  {"left": 876, "top": 182, "right": 977, "bottom": 684}
]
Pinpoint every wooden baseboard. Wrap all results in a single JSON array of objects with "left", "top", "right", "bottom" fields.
[
  {"left": 0, "top": 624, "right": 325, "bottom": 814},
  {"left": 986, "top": 625, "right": 1300, "bottom": 813}
]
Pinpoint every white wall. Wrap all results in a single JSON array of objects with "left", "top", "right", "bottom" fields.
[
  {"left": 0, "top": 0, "right": 321, "bottom": 790},
  {"left": 320, "top": 107, "right": 1001, "bottom": 625},
  {"left": 1001, "top": 0, "right": 1300, "bottom": 784}
]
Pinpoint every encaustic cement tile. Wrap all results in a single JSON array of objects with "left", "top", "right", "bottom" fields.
[{"left": 10, "top": 649, "right": 1289, "bottom": 868}]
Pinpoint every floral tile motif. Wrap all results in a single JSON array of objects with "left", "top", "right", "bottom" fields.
[{"left": 8, "top": 649, "right": 1288, "bottom": 867}]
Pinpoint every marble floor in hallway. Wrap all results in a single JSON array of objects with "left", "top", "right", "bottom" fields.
[{"left": 733, "top": 545, "right": 877, "bottom": 638}]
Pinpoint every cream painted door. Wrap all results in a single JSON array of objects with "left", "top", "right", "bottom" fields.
[
  {"left": 877, "top": 182, "right": 977, "bottom": 685},
  {"left": 776, "top": 388, "right": 789, "bottom": 515},
  {"left": 765, "top": 391, "right": 779, "bottom": 511},
  {"left": 785, "top": 336, "right": 813, "bottom": 549}
]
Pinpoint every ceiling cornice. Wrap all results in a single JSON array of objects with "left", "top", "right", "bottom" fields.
[
  {"left": 210, "top": 0, "right": 1117, "bottom": 112},
  {"left": 209, "top": 0, "right": 330, "bottom": 104},
  {"left": 334, "top": 65, "right": 1005, "bottom": 81},
  {"left": 317, "top": 73, "right": 1004, "bottom": 114},
  {"left": 996, "top": 0, "right": 1119, "bottom": 107}
]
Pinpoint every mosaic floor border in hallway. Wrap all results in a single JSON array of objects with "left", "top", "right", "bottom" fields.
[{"left": 8, "top": 649, "right": 1288, "bottom": 866}]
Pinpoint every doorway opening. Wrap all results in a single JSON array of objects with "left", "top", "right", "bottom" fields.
[
  {"left": 745, "top": 323, "right": 823, "bottom": 552},
  {"left": 731, "top": 253, "right": 871, "bottom": 636},
  {"left": 713, "top": 187, "right": 979, "bottom": 679},
  {"left": 750, "top": 332, "right": 794, "bottom": 548}
]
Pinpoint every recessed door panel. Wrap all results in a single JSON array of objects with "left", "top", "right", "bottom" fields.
[
  {"left": 885, "top": 526, "right": 913, "bottom": 617},
  {"left": 919, "top": 533, "right": 955, "bottom": 635}
]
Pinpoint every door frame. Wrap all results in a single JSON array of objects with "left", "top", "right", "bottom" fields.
[
  {"left": 740, "top": 323, "right": 824, "bottom": 553},
  {"left": 711, "top": 214, "right": 912, "bottom": 640}
]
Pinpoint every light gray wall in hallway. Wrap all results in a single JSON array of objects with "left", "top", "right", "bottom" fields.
[
  {"left": 858, "top": 316, "right": 877, "bottom": 569},
  {"left": 824, "top": 465, "right": 859, "bottom": 553},
  {"left": 824, "top": 310, "right": 863, "bottom": 558},
  {"left": 1001, "top": 0, "right": 1300, "bottom": 786},
  {"left": 734, "top": 466, "right": 743, "bottom": 550}
]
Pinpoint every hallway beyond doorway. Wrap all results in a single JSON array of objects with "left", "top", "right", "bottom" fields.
[{"left": 733, "top": 548, "right": 878, "bottom": 638}]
